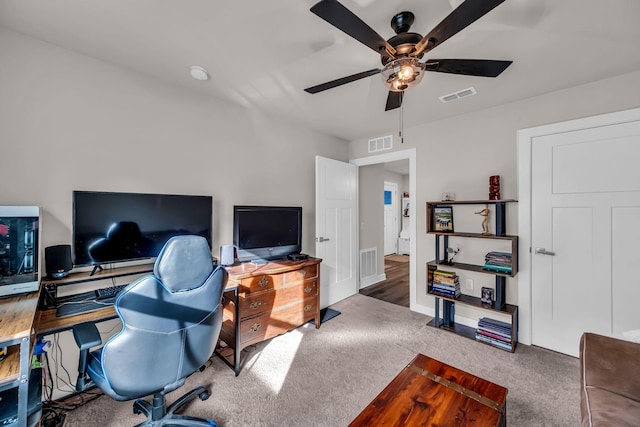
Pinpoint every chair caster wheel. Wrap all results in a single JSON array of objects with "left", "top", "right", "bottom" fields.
[
  {"left": 198, "top": 390, "right": 210, "bottom": 401},
  {"left": 133, "top": 407, "right": 142, "bottom": 415}
]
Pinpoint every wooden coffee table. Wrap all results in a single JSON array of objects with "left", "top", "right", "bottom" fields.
[{"left": 349, "top": 354, "right": 508, "bottom": 426}]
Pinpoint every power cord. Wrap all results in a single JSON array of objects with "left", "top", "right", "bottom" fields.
[
  {"left": 41, "top": 337, "right": 103, "bottom": 426},
  {"left": 41, "top": 406, "right": 66, "bottom": 427}
]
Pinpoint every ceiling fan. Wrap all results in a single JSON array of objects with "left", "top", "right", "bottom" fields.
[{"left": 304, "top": 0, "right": 513, "bottom": 111}]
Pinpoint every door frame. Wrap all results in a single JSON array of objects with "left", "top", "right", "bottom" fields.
[
  {"left": 517, "top": 107, "right": 640, "bottom": 346},
  {"left": 351, "top": 148, "right": 418, "bottom": 311}
]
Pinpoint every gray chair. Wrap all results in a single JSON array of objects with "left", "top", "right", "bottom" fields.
[{"left": 73, "top": 235, "right": 227, "bottom": 426}]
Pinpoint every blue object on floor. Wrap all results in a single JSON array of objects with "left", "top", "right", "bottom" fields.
[{"left": 320, "top": 308, "right": 341, "bottom": 324}]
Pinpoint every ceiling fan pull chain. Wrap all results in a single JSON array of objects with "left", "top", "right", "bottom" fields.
[{"left": 399, "top": 103, "right": 404, "bottom": 144}]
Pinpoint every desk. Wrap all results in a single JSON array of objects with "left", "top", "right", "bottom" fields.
[
  {"left": 37, "top": 305, "right": 117, "bottom": 336},
  {"left": 37, "top": 263, "right": 155, "bottom": 336},
  {"left": 0, "top": 291, "right": 40, "bottom": 427}
]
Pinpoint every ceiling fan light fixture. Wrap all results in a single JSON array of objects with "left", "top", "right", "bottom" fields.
[{"left": 381, "top": 57, "right": 425, "bottom": 92}]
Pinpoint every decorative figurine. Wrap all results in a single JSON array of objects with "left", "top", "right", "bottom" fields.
[
  {"left": 475, "top": 204, "right": 491, "bottom": 235},
  {"left": 489, "top": 175, "right": 500, "bottom": 200}
]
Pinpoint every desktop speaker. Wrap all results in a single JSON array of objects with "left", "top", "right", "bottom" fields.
[
  {"left": 45, "top": 244, "right": 72, "bottom": 279},
  {"left": 220, "top": 245, "right": 237, "bottom": 266}
]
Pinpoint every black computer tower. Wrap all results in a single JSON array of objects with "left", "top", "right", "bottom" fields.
[{"left": 0, "top": 368, "right": 42, "bottom": 427}]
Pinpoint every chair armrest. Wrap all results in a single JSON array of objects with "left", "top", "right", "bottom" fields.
[
  {"left": 73, "top": 322, "right": 101, "bottom": 350},
  {"left": 73, "top": 322, "right": 101, "bottom": 391}
]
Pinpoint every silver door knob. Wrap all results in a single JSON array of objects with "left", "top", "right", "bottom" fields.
[
  {"left": 534, "top": 247, "right": 556, "bottom": 256},
  {"left": 316, "top": 237, "right": 330, "bottom": 242}
]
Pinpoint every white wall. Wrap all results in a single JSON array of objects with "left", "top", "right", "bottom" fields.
[
  {"left": 0, "top": 28, "right": 347, "bottom": 399},
  {"left": 0, "top": 28, "right": 347, "bottom": 257},
  {"left": 358, "top": 164, "right": 383, "bottom": 267},
  {"left": 349, "top": 69, "right": 640, "bottom": 324}
]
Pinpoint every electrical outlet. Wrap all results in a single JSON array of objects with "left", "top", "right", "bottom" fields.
[
  {"left": 465, "top": 278, "right": 474, "bottom": 290},
  {"left": 442, "top": 192, "right": 456, "bottom": 201}
]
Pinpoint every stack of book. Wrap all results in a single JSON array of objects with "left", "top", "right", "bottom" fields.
[
  {"left": 476, "top": 317, "right": 513, "bottom": 352},
  {"left": 430, "top": 270, "right": 460, "bottom": 298},
  {"left": 483, "top": 251, "right": 512, "bottom": 274}
]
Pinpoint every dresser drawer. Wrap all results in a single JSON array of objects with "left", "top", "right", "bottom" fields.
[
  {"left": 239, "top": 294, "right": 318, "bottom": 346},
  {"left": 273, "top": 279, "right": 318, "bottom": 307},
  {"left": 269, "top": 294, "right": 318, "bottom": 327},
  {"left": 238, "top": 289, "right": 275, "bottom": 317},
  {"left": 239, "top": 312, "right": 271, "bottom": 346},
  {"left": 238, "top": 280, "right": 318, "bottom": 319},
  {"left": 238, "top": 273, "right": 284, "bottom": 293},
  {"left": 284, "top": 264, "right": 318, "bottom": 286}
]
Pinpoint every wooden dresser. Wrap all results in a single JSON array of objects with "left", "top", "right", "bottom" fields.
[{"left": 217, "top": 257, "right": 321, "bottom": 375}]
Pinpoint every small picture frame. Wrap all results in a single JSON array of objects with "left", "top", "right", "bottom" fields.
[
  {"left": 481, "top": 287, "right": 494, "bottom": 305},
  {"left": 433, "top": 206, "right": 454, "bottom": 232}
]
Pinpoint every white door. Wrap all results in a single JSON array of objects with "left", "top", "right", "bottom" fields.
[
  {"left": 315, "top": 156, "right": 358, "bottom": 308},
  {"left": 531, "top": 120, "right": 640, "bottom": 356},
  {"left": 383, "top": 182, "right": 398, "bottom": 255}
]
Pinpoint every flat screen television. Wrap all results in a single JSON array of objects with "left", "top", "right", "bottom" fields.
[
  {"left": 233, "top": 205, "right": 302, "bottom": 263},
  {"left": 73, "top": 191, "right": 212, "bottom": 269},
  {"left": 0, "top": 206, "right": 40, "bottom": 297}
]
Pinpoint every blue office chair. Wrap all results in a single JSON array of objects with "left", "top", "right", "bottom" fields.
[{"left": 73, "top": 235, "right": 227, "bottom": 426}]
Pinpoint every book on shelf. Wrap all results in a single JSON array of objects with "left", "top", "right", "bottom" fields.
[
  {"left": 430, "top": 270, "right": 461, "bottom": 298},
  {"left": 433, "top": 270, "right": 458, "bottom": 280},
  {"left": 478, "top": 317, "right": 511, "bottom": 330},
  {"left": 433, "top": 269, "right": 457, "bottom": 278},
  {"left": 430, "top": 288, "right": 460, "bottom": 298},
  {"left": 433, "top": 275, "right": 458, "bottom": 284},
  {"left": 483, "top": 251, "right": 512, "bottom": 273},
  {"left": 477, "top": 317, "right": 512, "bottom": 341},
  {"left": 475, "top": 333, "right": 513, "bottom": 351},
  {"left": 483, "top": 264, "right": 512, "bottom": 273},
  {"left": 476, "top": 329, "right": 511, "bottom": 342}
]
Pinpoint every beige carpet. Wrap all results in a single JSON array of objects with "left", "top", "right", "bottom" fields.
[
  {"left": 385, "top": 254, "right": 410, "bottom": 263},
  {"left": 60, "top": 294, "right": 580, "bottom": 426}
]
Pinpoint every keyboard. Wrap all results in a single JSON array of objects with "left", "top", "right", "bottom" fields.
[
  {"left": 56, "top": 290, "right": 116, "bottom": 317},
  {"left": 95, "top": 284, "right": 128, "bottom": 300}
]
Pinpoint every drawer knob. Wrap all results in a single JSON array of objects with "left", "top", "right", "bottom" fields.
[
  {"left": 300, "top": 270, "right": 307, "bottom": 277},
  {"left": 250, "top": 323, "right": 261, "bottom": 332},
  {"left": 304, "top": 305, "right": 312, "bottom": 312},
  {"left": 250, "top": 300, "right": 262, "bottom": 310},
  {"left": 259, "top": 277, "right": 269, "bottom": 287},
  {"left": 304, "top": 286, "right": 313, "bottom": 294}
]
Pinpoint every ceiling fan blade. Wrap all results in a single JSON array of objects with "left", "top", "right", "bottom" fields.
[
  {"left": 305, "top": 68, "right": 381, "bottom": 94},
  {"left": 385, "top": 91, "right": 404, "bottom": 111},
  {"left": 413, "top": 0, "right": 506, "bottom": 56},
  {"left": 310, "top": 0, "right": 396, "bottom": 56},
  {"left": 425, "top": 59, "right": 512, "bottom": 77}
]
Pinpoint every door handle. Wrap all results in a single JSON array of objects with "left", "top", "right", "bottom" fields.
[
  {"left": 534, "top": 247, "right": 556, "bottom": 256},
  {"left": 316, "top": 237, "right": 330, "bottom": 243}
]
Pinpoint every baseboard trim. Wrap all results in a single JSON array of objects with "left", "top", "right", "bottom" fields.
[{"left": 359, "top": 273, "right": 386, "bottom": 289}]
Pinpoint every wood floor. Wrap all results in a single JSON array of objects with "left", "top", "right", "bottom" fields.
[{"left": 359, "top": 255, "right": 409, "bottom": 307}]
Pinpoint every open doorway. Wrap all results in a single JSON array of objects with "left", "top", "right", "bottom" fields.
[{"left": 357, "top": 158, "right": 411, "bottom": 308}]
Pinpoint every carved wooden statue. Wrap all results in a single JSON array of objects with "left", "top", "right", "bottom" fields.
[{"left": 475, "top": 204, "right": 491, "bottom": 235}]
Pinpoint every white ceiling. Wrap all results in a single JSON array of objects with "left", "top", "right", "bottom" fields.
[{"left": 1, "top": 0, "right": 640, "bottom": 141}]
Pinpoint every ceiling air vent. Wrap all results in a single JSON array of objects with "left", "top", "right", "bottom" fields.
[
  {"left": 439, "top": 86, "right": 477, "bottom": 103},
  {"left": 368, "top": 135, "right": 393, "bottom": 153}
]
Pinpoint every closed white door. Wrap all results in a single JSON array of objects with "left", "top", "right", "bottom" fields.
[
  {"left": 383, "top": 182, "right": 398, "bottom": 255},
  {"left": 315, "top": 156, "right": 358, "bottom": 308},
  {"left": 531, "top": 120, "right": 640, "bottom": 356}
]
